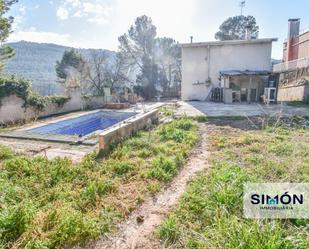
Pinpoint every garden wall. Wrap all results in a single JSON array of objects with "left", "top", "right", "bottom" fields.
[{"left": 0, "top": 90, "right": 105, "bottom": 124}]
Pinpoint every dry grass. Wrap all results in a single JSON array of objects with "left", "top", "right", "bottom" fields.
[
  {"left": 0, "top": 117, "right": 198, "bottom": 248},
  {"left": 158, "top": 121, "right": 309, "bottom": 249}
]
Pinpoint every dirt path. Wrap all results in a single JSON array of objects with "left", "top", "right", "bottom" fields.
[{"left": 89, "top": 124, "right": 210, "bottom": 249}]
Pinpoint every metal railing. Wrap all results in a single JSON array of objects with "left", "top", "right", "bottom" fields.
[{"left": 273, "top": 57, "right": 309, "bottom": 72}]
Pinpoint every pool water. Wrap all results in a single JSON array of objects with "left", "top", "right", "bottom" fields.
[{"left": 29, "top": 111, "right": 136, "bottom": 136}]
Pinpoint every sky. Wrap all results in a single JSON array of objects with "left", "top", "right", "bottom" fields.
[{"left": 7, "top": 0, "right": 309, "bottom": 59}]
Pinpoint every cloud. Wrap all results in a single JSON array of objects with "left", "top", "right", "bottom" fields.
[
  {"left": 56, "top": 0, "right": 112, "bottom": 25},
  {"left": 9, "top": 29, "right": 73, "bottom": 47},
  {"left": 57, "top": 6, "right": 69, "bottom": 20},
  {"left": 12, "top": 4, "right": 27, "bottom": 30}
]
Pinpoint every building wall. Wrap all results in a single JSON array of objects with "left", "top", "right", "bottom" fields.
[
  {"left": 283, "top": 31, "right": 309, "bottom": 61},
  {"left": 277, "top": 66, "right": 309, "bottom": 102},
  {"left": 181, "top": 42, "right": 272, "bottom": 101},
  {"left": 0, "top": 90, "right": 106, "bottom": 124}
]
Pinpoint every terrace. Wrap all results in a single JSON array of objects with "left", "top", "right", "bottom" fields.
[{"left": 273, "top": 57, "right": 309, "bottom": 72}]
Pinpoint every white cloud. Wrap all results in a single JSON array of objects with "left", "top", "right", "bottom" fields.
[
  {"left": 56, "top": 0, "right": 112, "bottom": 25},
  {"left": 12, "top": 4, "right": 27, "bottom": 30},
  {"left": 9, "top": 30, "right": 73, "bottom": 46},
  {"left": 57, "top": 6, "right": 69, "bottom": 20}
]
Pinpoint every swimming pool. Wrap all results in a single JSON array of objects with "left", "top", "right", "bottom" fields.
[{"left": 29, "top": 111, "right": 136, "bottom": 136}]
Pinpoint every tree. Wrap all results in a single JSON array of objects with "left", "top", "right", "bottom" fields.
[
  {"left": 83, "top": 51, "right": 130, "bottom": 97},
  {"left": 215, "top": 15, "right": 259, "bottom": 41},
  {"left": 154, "top": 37, "right": 181, "bottom": 91},
  {"left": 118, "top": 15, "right": 158, "bottom": 99},
  {"left": 55, "top": 49, "right": 86, "bottom": 87},
  {"left": 0, "top": 0, "right": 18, "bottom": 71},
  {"left": 118, "top": 15, "right": 182, "bottom": 99}
]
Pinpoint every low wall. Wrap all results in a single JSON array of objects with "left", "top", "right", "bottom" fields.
[
  {"left": 277, "top": 85, "right": 309, "bottom": 102},
  {"left": 0, "top": 93, "right": 105, "bottom": 124},
  {"left": 99, "top": 109, "right": 159, "bottom": 150},
  {"left": 276, "top": 66, "right": 309, "bottom": 103}
]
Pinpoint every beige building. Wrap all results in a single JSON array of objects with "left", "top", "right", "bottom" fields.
[
  {"left": 274, "top": 19, "right": 309, "bottom": 103},
  {"left": 181, "top": 38, "right": 277, "bottom": 103}
]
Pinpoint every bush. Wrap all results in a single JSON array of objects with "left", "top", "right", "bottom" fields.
[
  {"left": 147, "top": 156, "right": 177, "bottom": 182},
  {"left": 0, "top": 76, "right": 69, "bottom": 111},
  {"left": 158, "top": 216, "right": 180, "bottom": 244},
  {"left": 194, "top": 115, "right": 208, "bottom": 122}
]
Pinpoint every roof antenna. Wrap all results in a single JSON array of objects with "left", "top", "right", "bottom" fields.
[{"left": 239, "top": 1, "right": 245, "bottom": 16}]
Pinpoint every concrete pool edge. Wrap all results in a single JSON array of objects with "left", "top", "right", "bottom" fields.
[{"left": 99, "top": 109, "right": 159, "bottom": 150}]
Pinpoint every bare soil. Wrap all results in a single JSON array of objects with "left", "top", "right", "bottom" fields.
[{"left": 86, "top": 123, "right": 210, "bottom": 249}]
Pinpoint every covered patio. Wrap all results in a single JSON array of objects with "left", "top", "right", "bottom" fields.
[{"left": 220, "top": 70, "right": 271, "bottom": 104}]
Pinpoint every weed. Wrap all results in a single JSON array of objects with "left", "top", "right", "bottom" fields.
[
  {"left": 158, "top": 124, "right": 309, "bottom": 248},
  {"left": 194, "top": 115, "right": 208, "bottom": 122},
  {"left": 0, "top": 118, "right": 199, "bottom": 248}
]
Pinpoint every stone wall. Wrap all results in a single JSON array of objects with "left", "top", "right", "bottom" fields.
[
  {"left": 0, "top": 89, "right": 106, "bottom": 124},
  {"left": 277, "top": 66, "right": 309, "bottom": 102}
]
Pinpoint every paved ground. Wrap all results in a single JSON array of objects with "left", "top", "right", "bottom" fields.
[{"left": 177, "top": 101, "right": 309, "bottom": 117}]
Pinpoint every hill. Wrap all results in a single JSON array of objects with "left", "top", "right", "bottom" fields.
[{"left": 4, "top": 41, "right": 115, "bottom": 95}]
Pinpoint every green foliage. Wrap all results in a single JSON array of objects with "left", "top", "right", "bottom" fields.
[
  {"left": 215, "top": 15, "right": 259, "bottom": 40},
  {"left": 0, "top": 76, "right": 69, "bottom": 110},
  {"left": 55, "top": 49, "right": 85, "bottom": 80},
  {"left": 0, "top": 76, "right": 30, "bottom": 102},
  {"left": 5, "top": 41, "right": 115, "bottom": 96},
  {"left": 158, "top": 215, "right": 180, "bottom": 244},
  {"left": 194, "top": 115, "right": 208, "bottom": 122},
  {"left": 47, "top": 95, "right": 70, "bottom": 107},
  {"left": 158, "top": 126, "right": 309, "bottom": 248},
  {"left": 0, "top": 0, "right": 18, "bottom": 71},
  {"left": 159, "top": 118, "right": 197, "bottom": 144},
  {"left": 0, "top": 118, "right": 198, "bottom": 248},
  {"left": 26, "top": 92, "right": 48, "bottom": 111},
  {"left": 119, "top": 15, "right": 181, "bottom": 100},
  {"left": 147, "top": 156, "right": 177, "bottom": 182},
  {"left": 0, "top": 202, "right": 35, "bottom": 245}
]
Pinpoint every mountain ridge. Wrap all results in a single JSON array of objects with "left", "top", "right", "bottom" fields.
[{"left": 4, "top": 41, "right": 115, "bottom": 95}]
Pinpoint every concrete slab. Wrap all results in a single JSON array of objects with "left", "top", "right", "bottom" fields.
[{"left": 177, "top": 101, "right": 309, "bottom": 117}]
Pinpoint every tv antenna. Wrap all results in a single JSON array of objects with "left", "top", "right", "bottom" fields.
[{"left": 239, "top": 1, "right": 245, "bottom": 15}]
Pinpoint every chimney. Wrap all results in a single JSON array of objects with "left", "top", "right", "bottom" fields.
[
  {"left": 288, "top": 18, "right": 300, "bottom": 38},
  {"left": 286, "top": 18, "right": 300, "bottom": 61},
  {"left": 190, "top": 36, "right": 193, "bottom": 43}
]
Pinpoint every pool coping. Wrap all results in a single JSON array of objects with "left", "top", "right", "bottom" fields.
[
  {"left": 0, "top": 103, "right": 165, "bottom": 146},
  {"left": 99, "top": 108, "right": 160, "bottom": 150},
  {"left": 0, "top": 110, "right": 138, "bottom": 145}
]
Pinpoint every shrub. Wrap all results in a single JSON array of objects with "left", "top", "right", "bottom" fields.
[
  {"left": 81, "top": 180, "right": 115, "bottom": 204},
  {"left": 194, "top": 115, "right": 208, "bottom": 122},
  {"left": 147, "top": 156, "right": 177, "bottom": 182},
  {"left": 0, "top": 145, "right": 14, "bottom": 160},
  {"left": 48, "top": 95, "right": 70, "bottom": 107},
  {"left": 158, "top": 216, "right": 180, "bottom": 244},
  {"left": 0, "top": 202, "right": 35, "bottom": 244}
]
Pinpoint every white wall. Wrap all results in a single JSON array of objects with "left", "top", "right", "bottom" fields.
[
  {"left": 181, "top": 41, "right": 273, "bottom": 101},
  {"left": 0, "top": 90, "right": 106, "bottom": 124}
]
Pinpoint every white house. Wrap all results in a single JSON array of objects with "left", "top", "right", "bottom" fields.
[{"left": 181, "top": 38, "right": 277, "bottom": 103}]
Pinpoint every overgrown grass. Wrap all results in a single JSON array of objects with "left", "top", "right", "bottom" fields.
[
  {"left": 0, "top": 118, "right": 198, "bottom": 248},
  {"left": 158, "top": 124, "right": 309, "bottom": 249}
]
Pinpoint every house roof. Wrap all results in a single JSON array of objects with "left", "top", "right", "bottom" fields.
[
  {"left": 220, "top": 69, "right": 272, "bottom": 76},
  {"left": 180, "top": 38, "right": 278, "bottom": 48}
]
